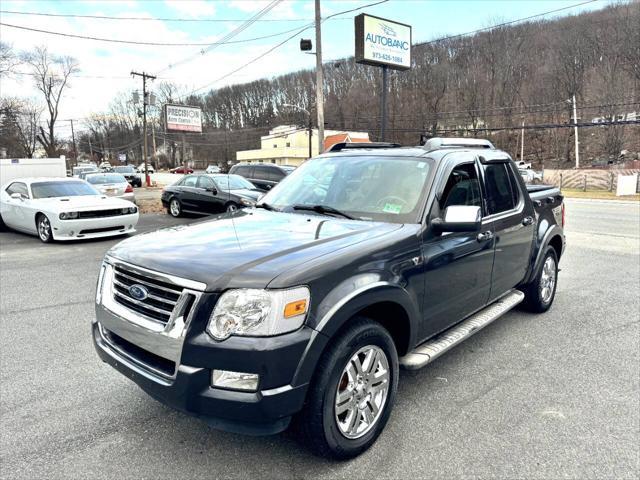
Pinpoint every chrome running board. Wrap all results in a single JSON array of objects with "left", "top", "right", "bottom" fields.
[{"left": 400, "top": 290, "right": 524, "bottom": 370}]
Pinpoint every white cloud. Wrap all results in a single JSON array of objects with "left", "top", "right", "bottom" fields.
[{"left": 164, "top": 0, "right": 216, "bottom": 17}]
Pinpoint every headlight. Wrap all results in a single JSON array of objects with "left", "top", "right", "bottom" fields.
[
  {"left": 128, "top": 206, "right": 137, "bottom": 214},
  {"left": 59, "top": 211, "right": 78, "bottom": 220},
  {"left": 206, "top": 287, "right": 310, "bottom": 341},
  {"left": 240, "top": 198, "right": 256, "bottom": 207},
  {"left": 122, "top": 206, "right": 137, "bottom": 214}
]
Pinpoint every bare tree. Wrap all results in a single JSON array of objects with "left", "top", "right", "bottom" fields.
[
  {"left": 0, "top": 97, "right": 41, "bottom": 157},
  {"left": 0, "top": 42, "right": 20, "bottom": 76},
  {"left": 21, "top": 46, "right": 79, "bottom": 157}
]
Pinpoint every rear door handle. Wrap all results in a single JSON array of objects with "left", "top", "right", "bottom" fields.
[
  {"left": 522, "top": 216, "right": 534, "bottom": 226},
  {"left": 477, "top": 231, "right": 494, "bottom": 242}
]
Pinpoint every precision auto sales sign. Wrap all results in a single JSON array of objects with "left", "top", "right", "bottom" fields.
[
  {"left": 355, "top": 13, "right": 411, "bottom": 71},
  {"left": 165, "top": 104, "right": 202, "bottom": 133}
]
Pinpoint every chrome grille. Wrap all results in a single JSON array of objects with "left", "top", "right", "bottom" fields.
[{"left": 112, "top": 264, "right": 183, "bottom": 325}]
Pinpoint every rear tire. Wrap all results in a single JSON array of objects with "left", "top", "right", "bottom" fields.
[
  {"left": 168, "top": 198, "right": 182, "bottom": 217},
  {"left": 36, "top": 213, "right": 53, "bottom": 243},
  {"left": 298, "top": 318, "right": 399, "bottom": 459},
  {"left": 521, "top": 246, "right": 558, "bottom": 313}
]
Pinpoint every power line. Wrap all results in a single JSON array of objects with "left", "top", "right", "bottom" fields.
[
  {"left": 0, "top": 9, "right": 352, "bottom": 23},
  {"left": 154, "top": 0, "right": 283, "bottom": 74},
  {"left": 0, "top": 19, "right": 312, "bottom": 47},
  {"left": 414, "top": 0, "right": 601, "bottom": 47},
  {"left": 174, "top": 0, "right": 390, "bottom": 101}
]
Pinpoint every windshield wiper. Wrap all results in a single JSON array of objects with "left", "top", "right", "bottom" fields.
[
  {"left": 255, "top": 202, "right": 276, "bottom": 211},
  {"left": 292, "top": 204, "right": 355, "bottom": 220}
]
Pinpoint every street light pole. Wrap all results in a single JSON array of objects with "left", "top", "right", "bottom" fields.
[{"left": 314, "top": 0, "right": 325, "bottom": 154}]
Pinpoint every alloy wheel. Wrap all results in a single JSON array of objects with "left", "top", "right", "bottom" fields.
[
  {"left": 38, "top": 216, "right": 51, "bottom": 242},
  {"left": 540, "top": 256, "right": 557, "bottom": 303},
  {"left": 170, "top": 199, "right": 181, "bottom": 217},
  {"left": 334, "top": 345, "right": 390, "bottom": 439}
]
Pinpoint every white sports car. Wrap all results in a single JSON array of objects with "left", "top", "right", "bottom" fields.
[{"left": 0, "top": 177, "right": 139, "bottom": 243}]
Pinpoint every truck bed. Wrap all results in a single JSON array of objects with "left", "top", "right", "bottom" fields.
[{"left": 526, "top": 184, "right": 563, "bottom": 214}]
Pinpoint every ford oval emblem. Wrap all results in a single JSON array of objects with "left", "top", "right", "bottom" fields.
[{"left": 128, "top": 284, "right": 148, "bottom": 301}]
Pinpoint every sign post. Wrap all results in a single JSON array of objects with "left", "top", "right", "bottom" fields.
[
  {"left": 164, "top": 104, "right": 202, "bottom": 171},
  {"left": 355, "top": 14, "right": 412, "bottom": 142}
]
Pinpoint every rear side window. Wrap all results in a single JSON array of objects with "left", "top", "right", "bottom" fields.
[
  {"left": 197, "top": 176, "right": 215, "bottom": 189},
  {"left": 182, "top": 176, "right": 197, "bottom": 187},
  {"left": 261, "top": 167, "right": 284, "bottom": 182},
  {"left": 6, "top": 182, "right": 29, "bottom": 198},
  {"left": 233, "top": 166, "right": 252, "bottom": 177},
  {"left": 252, "top": 166, "right": 270, "bottom": 180},
  {"left": 483, "top": 163, "right": 517, "bottom": 215}
]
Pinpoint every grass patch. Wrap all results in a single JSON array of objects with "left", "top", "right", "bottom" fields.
[{"left": 561, "top": 189, "right": 640, "bottom": 201}]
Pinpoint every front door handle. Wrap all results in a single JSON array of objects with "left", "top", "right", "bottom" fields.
[
  {"left": 477, "top": 231, "right": 494, "bottom": 242},
  {"left": 522, "top": 216, "right": 534, "bottom": 226}
]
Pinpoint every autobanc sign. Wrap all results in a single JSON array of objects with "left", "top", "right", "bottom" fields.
[
  {"left": 165, "top": 104, "right": 202, "bottom": 133},
  {"left": 355, "top": 14, "right": 412, "bottom": 71}
]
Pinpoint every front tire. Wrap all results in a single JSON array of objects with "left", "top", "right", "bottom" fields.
[
  {"left": 299, "top": 318, "right": 399, "bottom": 459},
  {"left": 36, "top": 213, "right": 53, "bottom": 243},
  {"left": 225, "top": 202, "right": 238, "bottom": 213},
  {"left": 168, "top": 198, "right": 182, "bottom": 217},
  {"left": 521, "top": 246, "right": 558, "bottom": 313}
]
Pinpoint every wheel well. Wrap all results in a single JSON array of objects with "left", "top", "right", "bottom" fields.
[
  {"left": 354, "top": 301, "right": 411, "bottom": 356},
  {"left": 549, "top": 235, "right": 563, "bottom": 260}
]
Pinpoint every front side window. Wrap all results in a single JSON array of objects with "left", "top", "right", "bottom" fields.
[
  {"left": 31, "top": 181, "right": 98, "bottom": 198},
  {"left": 440, "top": 163, "right": 482, "bottom": 210},
  {"left": 6, "top": 182, "right": 29, "bottom": 198},
  {"left": 483, "top": 163, "right": 517, "bottom": 215},
  {"left": 260, "top": 155, "right": 434, "bottom": 223}
]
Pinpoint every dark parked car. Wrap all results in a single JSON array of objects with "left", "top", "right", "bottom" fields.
[
  {"left": 229, "top": 163, "right": 292, "bottom": 191},
  {"left": 170, "top": 166, "right": 194, "bottom": 174},
  {"left": 161, "top": 174, "right": 261, "bottom": 216},
  {"left": 113, "top": 165, "right": 142, "bottom": 187},
  {"left": 94, "top": 138, "right": 565, "bottom": 459}
]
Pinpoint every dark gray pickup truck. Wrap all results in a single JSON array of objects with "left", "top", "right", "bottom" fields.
[{"left": 93, "top": 138, "right": 565, "bottom": 459}]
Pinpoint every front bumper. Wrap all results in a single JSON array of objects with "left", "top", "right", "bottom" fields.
[
  {"left": 92, "top": 260, "right": 314, "bottom": 435},
  {"left": 53, "top": 213, "right": 139, "bottom": 240}
]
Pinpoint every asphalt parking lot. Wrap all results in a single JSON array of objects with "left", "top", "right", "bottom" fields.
[{"left": 1, "top": 199, "right": 639, "bottom": 479}]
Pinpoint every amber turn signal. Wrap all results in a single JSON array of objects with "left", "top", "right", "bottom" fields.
[{"left": 283, "top": 299, "right": 307, "bottom": 318}]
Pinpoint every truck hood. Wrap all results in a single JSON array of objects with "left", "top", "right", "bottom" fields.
[{"left": 107, "top": 209, "right": 402, "bottom": 291}]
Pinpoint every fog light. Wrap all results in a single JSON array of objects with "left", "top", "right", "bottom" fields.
[{"left": 211, "top": 370, "right": 259, "bottom": 391}]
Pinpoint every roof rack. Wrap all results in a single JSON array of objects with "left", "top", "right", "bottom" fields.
[
  {"left": 326, "top": 142, "right": 402, "bottom": 152},
  {"left": 421, "top": 137, "right": 495, "bottom": 152}
]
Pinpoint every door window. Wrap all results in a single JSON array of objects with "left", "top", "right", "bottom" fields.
[
  {"left": 197, "top": 176, "right": 215, "bottom": 190},
  {"left": 483, "top": 163, "right": 517, "bottom": 215},
  {"left": 6, "top": 182, "right": 29, "bottom": 198},
  {"left": 440, "top": 163, "right": 482, "bottom": 210},
  {"left": 182, "top": 176, "right": 197, "bottom": 188}
]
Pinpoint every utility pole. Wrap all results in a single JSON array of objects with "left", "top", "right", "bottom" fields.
[
  {"left": 571, "top": 94, "right": 580, "bottom": 169},
  {"left": 520, "top": 120, "right": 525, "bottom": 163},
  {"left": 69, "top": 119, "right": 77, "bottom": 167},
  {"left": 88, "top": 137, "right": 93, "bottom": 163},
  {"left": 314, "top": 0, "right": 324, "bottom": 155},
  {"left": 151, "top": 119, "right": 157, "bottom": 165},
  {"left": 131, "top": 71, "right": 156, "bottom": 186}
]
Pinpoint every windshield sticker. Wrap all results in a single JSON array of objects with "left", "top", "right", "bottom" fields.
[
  {"left": 417, "top": 162, "right": 426, "bottom": 169},
  {"left": 383, "top": 203, "right": 402, "bottom": 214}
]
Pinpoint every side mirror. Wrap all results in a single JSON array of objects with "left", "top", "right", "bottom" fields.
[
  {"left": 432, "top": 205, "right": 481, "bottom": 233},
  {"left": 209, "top": 187, "right": 218, "bottom": 195},
  {"left": 10, "top": 192, "right": 24, "bottom": 200}
]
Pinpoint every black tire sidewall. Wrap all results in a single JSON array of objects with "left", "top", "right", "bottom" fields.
[
  {"left": 313, "top": 320, "right": 399, "bottom": 458},
  {"left": 527, "top": 246, "right": 558, "bottom": 312},
  {"left": 226, "top": 202, "right": 238, "bottom": 213}
]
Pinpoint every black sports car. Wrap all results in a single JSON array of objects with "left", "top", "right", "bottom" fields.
[
  {"left": 113, "top": 165, "right": 142, "bottom": 187},
  {"left": 161, "top": 174, "right": 262, "bottom": 217}
]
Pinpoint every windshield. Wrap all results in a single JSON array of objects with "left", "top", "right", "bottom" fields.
[
  {"left": 32, "top": 181, "right": 99, "bottom": 199},
  {"left": 86, "top": 174, "right": 127, "bottom": 185},
  {"left": 114, "top": 166, "right": 135, "bottom": 173},
  {"left": 211, "top": 174, "right": 255, "bottom": 190},
  {"left": 259, "top": 155, "right": 433, "bottom": 223},
  {"left": 73, "top": 166, "right": 96, "bottom": 174}
]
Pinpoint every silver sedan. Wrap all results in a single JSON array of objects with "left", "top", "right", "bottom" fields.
[{"left": 84, "top": 173, "right": 136, "bottom": 204}]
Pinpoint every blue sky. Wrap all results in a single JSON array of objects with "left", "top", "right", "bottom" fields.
[{"left": 0, "top": 0, "right": 614, "bottom": 135}]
